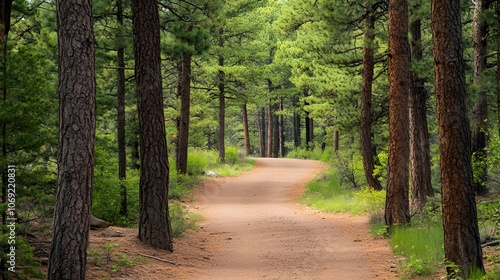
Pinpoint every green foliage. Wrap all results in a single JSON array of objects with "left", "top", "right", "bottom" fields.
[
  {"left": 225, "top": 146, "right": 240, "bottom": 164},
  {"left": 187, "top": 151, "right": 209, "bottom": 175},
  {"left": 88, "top": 242, "right": 135, "bottom": 274},
  {"left": 0, "top": 234, "right": 43, "bottom": 279},
  {"left": 169, "top": 201, "right": 198, "bottom": 238},
  {"left": 286, "top": 146, "right": 333, "bottom": 162},
  {"left": 476, "top": 196, "right": 500, "bottom": 239},
  {"left": 299, "top": 170, "right": 385, "bottom": 215},
  {"left": 390, "top": 219, "right": 444, "bottom": 278}
]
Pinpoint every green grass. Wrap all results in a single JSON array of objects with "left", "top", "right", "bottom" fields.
[
  {"left": 390, "top": 219, "right": 444, "bottom": 278},
  {"left": 299, "top": 173, "right": 386, "bottom": 215},
  {"left": 212, "top": 159, "right": 255, "bottom": 177}
]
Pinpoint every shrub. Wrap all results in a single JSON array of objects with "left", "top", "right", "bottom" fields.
[
  {"left": 225, "top": 146, "right": 240, "bottom": 164},
  {"left": 187, "top": 151, "right": 209, "bottom": 175}
]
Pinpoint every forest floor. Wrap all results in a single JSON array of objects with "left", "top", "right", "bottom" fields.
[{"left": 86, "top": 158, "right": 400, "bottom": 279}]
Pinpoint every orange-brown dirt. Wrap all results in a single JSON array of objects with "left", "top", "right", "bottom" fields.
[{"left": 87, "top": 158, "right": 401, "bottom": 279}]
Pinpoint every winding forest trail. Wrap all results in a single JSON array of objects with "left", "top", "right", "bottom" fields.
[
  {"left": 87, "top": 158, "right": 398, "bottom": 279},
  {"left": 188, "top": 158, "right": 397, "bottom": 279}
]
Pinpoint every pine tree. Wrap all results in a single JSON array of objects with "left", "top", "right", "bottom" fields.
[
  {"left": 48, "top": 0, "right": 96, "bottom": 278},
  {"left": 132, "top": 0, "right": 173, "bottom": 251}
]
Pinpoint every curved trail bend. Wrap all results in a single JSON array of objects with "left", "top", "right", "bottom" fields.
[{"left": 190, "top": 158, "right": 396, "bottom": 280}]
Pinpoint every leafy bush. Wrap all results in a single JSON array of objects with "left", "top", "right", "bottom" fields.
[
  {"left": 169, "top": 201, "right": 198, "bottom": 237},
  {"left": 187, "top": 151, "right": 209, "bottom": 175},
  {"left": 225, "top": 146, "right": 240, "bottom": 164},
  {"left": 299, "top": 170, "right": 385, "bottom": 215}
]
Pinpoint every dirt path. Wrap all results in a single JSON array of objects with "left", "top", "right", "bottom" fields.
[
  {"left": 87, "top": 158, "right": 398, "bottom": 279},
  {"left": 188, "top": 158, "right": 397, "bottom": 279}
]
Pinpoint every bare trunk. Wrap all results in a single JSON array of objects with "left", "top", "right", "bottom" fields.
[
  {"left": 409, "top": 13, "right": 433, "bottom": 210},
  {"left": 176, "top": 52, "right": 192, "bottom": 174},
  {"left": 132, "top": 0, "right": 172, "bottom": 251},
  {"left": 259, "top": 107, "right": 266, "bottom": 157},
  {"left": 48, "top": 0, "right": 96, "bottom": 278},
  {"left": 431, "top": 0, "right": 485, "bottom": 276},
  {"left": 360, "top": 10, "right": 383, "bottom": 191},
  {"left": 279, "top": 98, "right": 285, "bottom": 157},
  {"left": 471, "top": 0, "right": 489, "bottom": 195},
  {"left": 117, "top": 0, "right": 127, "bottom": 218},
  {"left": 242, "top": 103, "right": 251, "bottom": 156},
  {"left": 273, "top": 103, "right": 279, "bottom": 158},
  {"left": 385, "top": 0, "right": 411, "bottom": 231},
  {"left": 266, "top": 100, "right": 273, "bottom": 158},
  {"left": 218, "top": 31, "right": 225, "bottom": 163},
  {"left": 0, "top": 4, "right": 10, "bottom": 276},
  {"left": 293, "top": 96, "right": 301, "bottom": 148}
]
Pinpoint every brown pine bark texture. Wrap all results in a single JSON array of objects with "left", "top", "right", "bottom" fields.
[
  {"left": 132, "top": 0, "right": 173, "bottom": 251},
  {"left": 177, "top": 52, "right": 192, "bottom": 174},
  {"left": 431, "top": 0, "right": 484, "bottom": 276},
  {"left": 409, "top": 17, "right": 433, "bottom": 209},
  {"left": 385, "top": 0, "right": 411, "bottom": 228},
  {"left": 360, "top": 12, "right": 382, "bottom": 191},
  {"left": 48, "top": 0, "right": 96, "bottom": 279}
]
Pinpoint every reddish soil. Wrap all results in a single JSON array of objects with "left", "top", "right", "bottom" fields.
[{"left": 87, "top": 158, "right": 399, "bottom": 279}]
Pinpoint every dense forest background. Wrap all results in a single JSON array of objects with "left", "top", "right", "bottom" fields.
[{"left": 1, "top": 0, "right": 500, "bottom": 278}]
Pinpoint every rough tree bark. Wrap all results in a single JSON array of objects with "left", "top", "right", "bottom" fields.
[
  {"left": 273, "top": 103, "right": 279, "bottom": 158},
  {"left": 132, "top": 0, "right": 173, "bottom": 251},
  {"left": 360, "top": 8, "right": 383, "bottom": 191},
  {"left": 267, "top": 100, "right": 273, "bottom": 158},
  {"left": 242, "top": 103, "right": 251, "bottom": 156},
  {"left": 385, "top": 0, "right": 411, "bottom": 231},
  {"left": 293, "top": 95, "right": 301, "bottom": 148},
  {"left": 259, "top": 107, "right": 266, "bottom": 157},
  {"left": 48, "top": 0, "right": 96, "bottom": 278},
  {"left": 217, "top": 30, "right": 225, "bottom": 163},
  {"left": 116, "top": 0, "right": 127, "bottom": 218},
  {"left": 409, "top": 9, "right": 433, "bottom": 210},
  {"left": 431, "top": 0, "right": 485, "bottom": 276},
  {"left": 176, "top": 52, "right": 192, "bottom": 174}
]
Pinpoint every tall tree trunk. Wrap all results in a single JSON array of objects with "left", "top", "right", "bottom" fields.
[
  {"left": 259, "top": 107, "right": 266, "bottom": 157},
  {"left": 218, "top": 31, "right": 225, "bottom": 163},
  {"left": 132, "top": 0, "right": 172, "bottom": 251},
  {"left": 176, "top": 52, "right": 192, "bottom": 174},
  {"left": 471, "top": 0, "right": 489, "bottom": 195},
  {"left": 360, "top": 9, "right": 383, "bottom": 191},
  {"left": 117, "top": 0, "right": 127, "bottom": 218},
  {"left": 409, "top": 11, "right": 433, "bottom": 210},
  {"left": 0, "top": 2, "right": 11, "bottom": 278},
  {"left": 431, "top": 0, "right": 485, "bottom": 276},
  {"left": 293, "top": 95, "right": 301, "bottom": 148},
  {"left": 385, "top": 0, "right": 411, "bottom": 231},
  {"left": 333, "top": 130, "right": 339, "bottom": 152},
  {"left": 48, "top": 0, "right": 96, "bottom": 278},
  {"left": 267, "top": 100, "right": 273, "bottom": 158},
  {"left": 242, "top": 103, "right": 251, "bottom": 156},
  {"left": 273, "top": 103, "right": 279, "bottom": 158},
  {"left": 279, "top": 97, "right": 285, "bottom": 157},
  {"left": 130, "top": 118, "right": 140, "bottom": 170},
  {"left": 305, "top": 113, "right": 312, "bottom": 149}
]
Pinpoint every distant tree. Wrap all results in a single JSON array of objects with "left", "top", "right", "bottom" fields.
[
  {"left": 132, "top": 0, "right": 173, "bottom": 251},
  {"left": 431, "top": 0, "right": 485, "bottom": 277},
  {"left": 471, "top": 0, "right": 489, "bottom": 195},
  {"left": 409, "top": 3, "right": 433, "bottom": 210},
  {"left": 385, "top": 0, "right": 410, "bottom": 231},
  {"left": 360, "top": 1, "right": 383, "bottom": 191},
  {"left": 116, "top": 0, "right": 128, "bottom": 218},
  {"left": 48, "top": 0, "right": 96, "bottom": 278}
]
